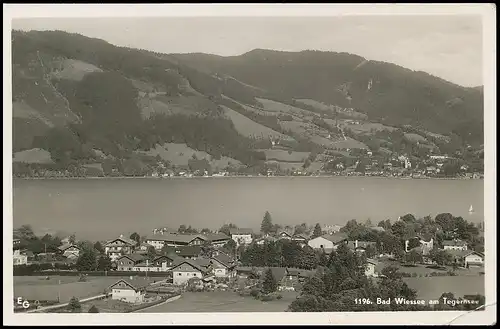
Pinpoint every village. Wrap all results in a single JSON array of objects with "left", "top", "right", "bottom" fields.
[{"left": 13, "top": 211, "right": 485, "bottom": 313}]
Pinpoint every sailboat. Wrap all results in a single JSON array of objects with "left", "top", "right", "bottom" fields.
[{"left": 469, "top": 205, "right": 474, "bottom": 213}]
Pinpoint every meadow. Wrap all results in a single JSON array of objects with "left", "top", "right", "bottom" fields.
[
  {"left": 138, "top": 291, "right": 298, "bottom": 313},
  {"left": 13, "top": 275, "right": 153, "bottom": 303}
]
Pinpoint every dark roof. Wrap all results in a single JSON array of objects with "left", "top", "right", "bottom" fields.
[
  {"left": 447, "top": 250, "right": 483, "bottom": 259},
  {"left": 146, "top": 233, "right": 206, "bottom": 244},
  {"left": 286, "top": 268, "right": 315, "bottom": 278},
  {"left": 176, "top": 245, "right": 202, "bottom": 257},
  {"left": 366, "top": 258, "right": 379, "bottom": 265},
  {"left": 277, "top": 231, "right": 293, "bottom": 238},
  {"left": 108, "top": 279, "right": 155, "bottom": 292},
  {"left": 117, "top": 253, "right": 147, "bottom": 263},
  {"left": 204, "top": 233, "right": 231, "bottom": 242},
  {"left": 229, "top": 228, "right": 253, "bottom": 235},
  {"left": 57, "top": 243, "right": 80, "bottom": 251},
  {"left": 153, "top": 254, "right": 181, "bottom": 263},
  {"left": 105, "top": 237, "right": 136, "bottom": 246},
  {"left": 170, "top": 259, "right": 208, "bottom": 273},
  {"left": 211, "top": 254, "right": 235, "bottom": 268},
  {"left": 443, "top": 239, "right": 467, "bottom": 246},
  {"left": 292, "top": 234, "right": 309, "bottom": 240},
  {"left": 321, "top": 232, "right": 349, "bottom": 244}
]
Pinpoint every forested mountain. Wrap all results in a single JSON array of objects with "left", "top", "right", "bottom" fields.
[{"left": 11, "top": 30, "right": 484, "bottom": 177}]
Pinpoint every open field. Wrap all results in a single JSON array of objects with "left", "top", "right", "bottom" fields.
[
  {"left": 295, "top": 98, "right": 335, "bottom": 112},
  {"left": 221, "top": 105, "right": 286, "bottom": 139},
  {"left": 403, "top": 276, "right": 485, "bottom": 301},
  {"left": 50, "top": 59, "right": 102, "bottom": 81},
  {"left": 138, "top": 291, "right": 298, "bottom": 312},
  {"left": 138, "top": 143, "right": 242, "bottom": 169},
  {"left": 256, "top": 98, "right": 307, "bottom": 115},
  {"left": 404, "top": 133, "right": 428, "bottom": 143},
  {"left": 14, "top": 276, "right": 157, "bottom": 304},
  {"left": 260, "top": 149, "right": 310, "bottom": 162}
]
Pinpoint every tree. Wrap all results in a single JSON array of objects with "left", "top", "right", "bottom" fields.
[
  {"left": 130, "top": 232, "right": 141, "bottom": 244},
  {"left": 161, "top": 245, "right": 175, "bottom": 256},
  {"left": 261, "top": 268, "right": 278, "bottom": 294},
  {"left": 429, "top": 249, "right": 453, "bottom": 267},
  {"left": 97, "top": 255, "right": 112, "bottom": 271},
  {"left": 76, "top": 249, "right": 97, "bottom": 271},
  {"left": 93, "top": 241, "right": 104, "bottom": 254},
  {"left": 88, "top": 305, "right": 99, "bottom": 313},
  {"left": 69, "top": 234, "right": 76, "bottom": 244},
  {"left": 201, "top": 240, "right": 215, "bottom": 258},
  {"left": 219, "top": 223, "right": 237, "bottom": 236},
  {"left": 318, "top": 251, "right": 328, "bottom": 267},
  {"left": 223, "top": 239, "right": 237, "bottom": 257},
  {"left": 201, "top": 228, "right": 211, "bottom": 234},
  {"left": 147, "top": 246, "right": 157, "bottom": 260},
  {"left": 312, "top": 223, "right": 323, "bottom": 238},
  {"left": 68, "top": 297, "right": 82, "bottom": 313},
  {"left": 406, "top": 249, "right": 423, "bottom": 265},
  {"left": 364, "top": 218, "right": 373, "bottom": 227},
  {"left": 261, "top": 211, "right": 273, "bottom": 235}
]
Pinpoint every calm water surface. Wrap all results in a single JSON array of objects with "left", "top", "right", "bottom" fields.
[{"left": 13, "top": 177, "right": 484, "bottom": 241}]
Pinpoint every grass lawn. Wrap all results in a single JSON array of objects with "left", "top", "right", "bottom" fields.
[
  {"left": 138, "top": 291, "right": 298, "bottom": 313},
  {"left": 403, "top": 276, "right": 485, "bottom": 301},
  {"left": 221, "top": 105, "right": 286, "bottom": 140},
  {"left": 261, "top": 149, "right": 310, "bottom": 162},
  {"left": 14, "top": 276, "right": 147, "bottom": 304}
]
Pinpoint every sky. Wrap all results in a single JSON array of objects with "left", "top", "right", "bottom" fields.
[{"left": 12, "top": 15, "right": 483, "bottom": 87}]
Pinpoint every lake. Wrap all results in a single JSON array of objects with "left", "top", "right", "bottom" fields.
[{"left": 12, "top": 177, "right": 484, "bottom": 241}]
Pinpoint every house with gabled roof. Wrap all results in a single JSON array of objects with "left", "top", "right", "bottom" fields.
[
  {"left": 104, "top": 235, "right": 137, "bottom": 261},
  {"left": 276, "top": 230, "right": 293, "bottom": 240},
  {"left": 145, "top": 233, "right": 208, "bottom": 250},
  {"left": 448, "top": 250, "right": 484, "bottom": 268},
  {"left": 307, "top": 232, "right": 348, "bottom": 252},
  {"left": 175, "top": 245, "right": 203, "bottom": 260},
  {"left": 116, "top": 253, "right": 148, "bottom": 271},
  {"left": 169, "top": 259, "right": 209, "bottom": 285},
  {"left": 108, "top": 278, "right": 156, "bottom": 303},
  {"left": 229, "top": 228, "right": 253, "bottom": 246},
  {"left": 57, "top": 243, "right": 81, "bottom": 259},
  {"left": 209, "top": 254, "right": 237, "bottom": 278},
  {"left": 291, "top": 233, "right": 310, "bottom": 246},
  {"left": 442, "top": 239, "right": 468, "bottom": 251},
  {"left": 203, "top": 233, "right": 231, "bottom": 247},
  {"left": 346, "top": 240, "right": 377, "bottom": 253}
]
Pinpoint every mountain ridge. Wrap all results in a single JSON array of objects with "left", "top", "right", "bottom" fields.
[{"left": 11, "top": 30, "right": 484, "bottom": 177}]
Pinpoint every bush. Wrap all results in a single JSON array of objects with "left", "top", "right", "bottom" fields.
[
  {"left": 260, "top": 294, "right": 273, "bottom": 302},
  {"left": 411, "top": 272, "right": 418, "bottom": 277},
  {"left": 276, "top": 294, "right": 283, "bottom": 300},
  {"left": 250, "top": 288, "right": 260, "bottom": 298}
]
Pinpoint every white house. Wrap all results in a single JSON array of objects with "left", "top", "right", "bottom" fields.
[
  {"left": 145, "top": 233, "right": 207, "bottom": 250},
  {"left": 210, "top": 254, "right": 236, "bottom": 278},
  {"left": 443, "top": 239, "right": 468, "bottom": 251},
  {"left": 170, "top": 260, "right": 208, "bottom": 286},
  {"left": 108, "top": 279, "right": 150, "bottom": 303},
  {"left": 13, "top": 249, "right": 28, "bottom": 266},
  {"left": 57, "top": 243, "right": 81, "bottom": 259},
  {"left": 449, "top": 250, "right": 484, "bottom": 268},
  {"left": 308, "top": 233, "right": 348, "bottom": 252},
  {"left": 104, "top": 235, "right": 137, "bottom": 261},
  {"left": 365, "top": 259, "right": 379, "bottom": 277},
  {"left": 229, "top": 228, "right": 253, "bottom": 246}
]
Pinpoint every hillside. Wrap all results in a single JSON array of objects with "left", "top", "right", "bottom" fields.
[
  {"left": 11, "top": 31, "right": 484, "bottom": 177},
  {"left": 173, "top": 49, "right": 484, "bottom": 146}
]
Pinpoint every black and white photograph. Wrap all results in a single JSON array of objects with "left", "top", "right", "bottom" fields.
[{"left": 4, "top": 3, "right": 496, "bottom": 326}]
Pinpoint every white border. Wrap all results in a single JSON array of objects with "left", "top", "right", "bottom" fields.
[{"left": 3, "top": 3, "right": 496, "bottom": 326}]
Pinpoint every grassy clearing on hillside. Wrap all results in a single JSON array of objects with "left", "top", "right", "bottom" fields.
[
  {"left": 260, "top": 149, "right": 310, "bottom": 162},
  {"left": 330, "top": 119, "right": 397, "bottom": 134},
  {"left": 50, "top": 59, "right": 102, "bottom": 81},
  {"left": 13, "top": 148, "right": 53, "bottom": 164},
  {"left": 138, "top": 98, "right": 182, "bottom": 118},
  {"left": 295, "top": 98, "right": 335, "bottom": 112},
  {"left": 404, "top": 133, "right": 428, "bottom": 143},
  {"left": 403, "top": 276, "right": 484, "bottom": 301},
  {"left": 256, "top": 98, "right": 314, "bottom": 117},
  {"left": 222, "top": 95, "right": 277, "bottom": 117},
  {"left": 139, "top": 143, "right": 242, "bottom": 169},
  {"left": 221, "top": 105, "right": 286, "bottom": 139},
  {"left": 139, "top": 291, "right": 298, "bottom": 312}
]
